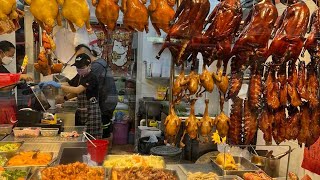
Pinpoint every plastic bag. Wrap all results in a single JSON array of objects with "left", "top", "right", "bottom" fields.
[{"left": 74, "top": 27, "right": 90, "bottom": 47}]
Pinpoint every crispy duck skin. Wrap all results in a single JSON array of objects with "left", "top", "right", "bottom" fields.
[
  {"left": 228, "top": 96, "right": 243, "bottom": 145},
  {"left": 259, "top": 106, "right": 273, "bottom": 145},
  {"left": 308, "top": 106, "right": 320, "bottom": 147},
  {"left": 307, "top": 62, "right": 319, "bottom": 109},
  {"left": 297, "top": 61, "right": 308, "bottom": 100},
  {"left": 265, "top": 69, "right": 280, "bottom": 109},
  {"left": 226, "top": 62, "right": 244, "bottom": 100},
  {"left": 297, "top": 103, "right": 311, "bottom": 147},
  {"left": 268, "top": 0, "right": 309, "bottom": 65},
  {"left": 278, "top": 64, "right": 288, "bottom": 106},
  {"left": 287, "top": 61, "right": 302, "bottom": 107},
  {"left": 156, "top": 0, "right": 210, "bottom": 66},
  {"left": 248, "top": 65, "right": 263, "bottom": 109},
  {"left": 272, "top": 107, "right": 286, "bottom": 145},
  {"left": 285, "top": 106, "right": 301, "bottom": 141},
  {"left": 244, "top": 100, "right": 258, "bottom": 145}
]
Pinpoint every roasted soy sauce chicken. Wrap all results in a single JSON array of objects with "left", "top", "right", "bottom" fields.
[
  {"left": 215, "top": 110, "right": 230, "bottom": 139},
  {"left": 180, "top": 99, "right": 198, "bottom": 148},
  {"left": 156, "top": 0, "right": 210, "bottom": 66},
  {"left": 0, "top": 0, "right": 22, "bottom": 20},
  {"left": 198, "top": 99, "right": 214, "bottom": 142},
  {"left": 58, "top": 0, "right": 91, "bottom": 32},
  {"left": 227, "top": 0, "right": 277, "bottom": 100},
  {"left": 121, "top": 0, "right": 149, "bottom": 32},
  {"left": 172, "top": 71, "right": 187, "bottom": 103},
  {"left": 268, "top": 0, "right": 309, "bottom": 66},
  {"left": 148, "top": 0, "right": 175, "bottom": 36},
  {"left": 198, "top": 66, "right": 214, "bottom": 96},
  {"left": 93, "top": 0, "right": 120, "bottom": 32},
  {"left": 164, "top": 104, "right": 181, "bottom": 145}
]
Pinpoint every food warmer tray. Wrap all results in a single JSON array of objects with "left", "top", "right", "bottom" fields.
[
  {"left": 0, "top": 141, "right": 24, "bottom": 158},
  {"left": 108, "top": 168, "right": 179, "bottom": 180},
  {"left": 2, "top": 166, "right": 32, "bottom": 180},
  {"left": 5, "top": 151, "right": 54, "bottom": 168},
  {"left": 29, "top": 167, "right": 108, "bottom": 180},
  {"left": 104, "top": 155, "right": 166, "bottom": 168},
  {"left": 210, "top": 156, "right": 260, "bottom": 178}
]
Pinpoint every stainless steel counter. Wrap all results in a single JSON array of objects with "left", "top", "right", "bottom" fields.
[{"left": 3, "top": 135, "right": 82, "bottom": 143}]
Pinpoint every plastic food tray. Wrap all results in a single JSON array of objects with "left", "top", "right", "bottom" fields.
[
  {"left": 210, "top": 156, "right": 260, "bottom": 178},
  {"left": 0, "top": 141, "right": 24, "bottom": 158},
  {"left": 0, "top": 124, "right": 13, "bottom": 135},
  {"left": 40, "top": 128, "right": 59, "bottom": 137},
  {"left": 13, "top": 127, "right": 41, "bottom": 138}
]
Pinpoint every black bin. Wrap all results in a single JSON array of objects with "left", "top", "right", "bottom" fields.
[{"left": 138, "top": 136, "right": 163, "bottom": 154}]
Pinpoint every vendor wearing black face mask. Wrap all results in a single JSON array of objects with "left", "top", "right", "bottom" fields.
[{"left": 39, "top": 53, "right": 103, "bottom": 138}]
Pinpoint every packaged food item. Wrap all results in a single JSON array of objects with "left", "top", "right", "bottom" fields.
[
  {"left": 13, "top": 127, "right": 41, "bottom": 138},
  {"left": 40, "top": 128, "right": 59, "bottom": 137}
]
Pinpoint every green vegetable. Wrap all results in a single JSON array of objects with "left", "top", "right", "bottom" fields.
[
  {"left": 1, "top": 169, "right": 27, "bottom": 180},
  {"left": 0, "top": 144, "right": 19, "bottom": 152},
  {"left": 0, "top": 156, "right": 7, "bottom": 166}
]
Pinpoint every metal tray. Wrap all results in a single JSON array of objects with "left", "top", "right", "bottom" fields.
[
  {"left": 29, "top": 166, "right": 108, "bottom": 180},
  {"left": 103, "top": 155, "right": 166, "bottom": 168},
  {"left": 218, "top": 175, "right": 243, "bottom": 180},
  {"left": 0, "top": 141, "right": 24, "bottom": 158},
  {"left": 5, "top": 151, "right": 54, "bottom": 167},
  {"left": 210, "top": 156, "right": 260, "bottom": 178},
  {"left": 1, "top": 166, "right": 32, "bottom": 180},
  {"left": 109, "top": 168, "right": 179, "bottom": 180}
]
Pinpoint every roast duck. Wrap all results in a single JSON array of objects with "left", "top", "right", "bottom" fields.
[
  {"left": 25, "top": 0, "right": 61, "bottom": 33},
  {"left": 92, "top": 0, "right": 120, "bottom": 33},
  {"left": 156, "top": 0, "right": 210, "bottom": 67},
  {"left": 198, "top": 99, "right": 214, "bottom": 142},
  {"left": 227, "top": 0, "right": 278, "bottom": 100},
  {"left": 121, "top": 0, "right": 149, "bottom": 32},
  {"left": 58, "top": 0, "right": 91, "bottom": 32},
  {"left": 164, "top": 104, "right": 181, "bottom": 145},
  {"left": 148, "top": 0, "right": 175, "bottom": 36},
  {"left": 228, "top": 96, "right": 243, "bottom": 145},
  {"left": 180, "top": 99, "right": 198, "bottom": 148}
]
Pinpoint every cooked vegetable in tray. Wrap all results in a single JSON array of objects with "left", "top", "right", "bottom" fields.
[
  {"left": 103, "top": 155, "right": 165, "bottom": 169},
  {"left": 0, "top": 167, "right": 28, "bottom": 180},
  {"left": 0, "top": 144, "right": 20, "bottom": 153},
  {"left": 7, "top": 151, "right": 52, "bottom": 166},
  {"left": 0, "top": 156, "right": 7, "bottom": 167}
]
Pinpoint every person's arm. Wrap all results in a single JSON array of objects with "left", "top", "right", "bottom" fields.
[
  {"left": 61, "top": 84, "right": 86, "bottom": 94},
  {"left": 20, "top": 74, "right": 33, "bottom": 81}
]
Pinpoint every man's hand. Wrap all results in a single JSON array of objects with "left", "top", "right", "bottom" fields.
[
  {"left": 39, "top": 81, "right": 61, "bottom": 88},
  {"left": 20, "top": 74, "right": 33, "bottom": 82}
]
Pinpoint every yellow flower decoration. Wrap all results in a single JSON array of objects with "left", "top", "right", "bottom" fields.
[{"left": 211, "top": 130, "right": 226, "bottom": 144}]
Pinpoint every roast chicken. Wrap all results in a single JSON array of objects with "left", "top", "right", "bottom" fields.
[
  {"left": 148, "top": 0, "right": 175, "bottom": 36},
  {"left": 244, "top": 100, "right": 258, "bottom": 145},
  {"left": 198, "top": 99, "right": 214, "bottom": 142},
  {"left": 185, "top": 71, "right": 200, "bottom": 96},
  {"left": 58, "top": 0, "right": 91, "bottom": 32},
  {"left": 214, "top": 69, "right": 229, "bottom": 111},
  {"left": 215, "top": 111, "right": 230, "bottom": 139},
  {"left": 180, "top": 99, "right": 198, "bottom": 148},
  {"left": 156, "top": 0, "right": 210, "bottom": 66},
  {"left": 268, "top": 0, "right": 309, "bottom": 66},
  {"left": 121, "top": 0, "right": 149, "bottom": 32},
  {"left": 0, "top": 0, "right": 20, "bottom": 20},
  {"left": 92, "top": 0, "right": 120, "bottom": 32},
  {"left": 297, "top": 103, "right": 311, "bottom": 147},
  {"left": 228, "top": 96, "right": 243, "bottom": 145},
  {"left": 164, "top": 104, "right": 181, "bottom": 145},
  {"left": 25, "top": 0, "right": 61, "bottom": 33},
  {"left": 198, "top": 66, "right": 214, "bottom": 96},
  {"left": 172, "top": 71, "right": 187, "bottom": 104}
]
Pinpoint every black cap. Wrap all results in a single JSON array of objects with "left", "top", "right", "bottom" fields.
[{"left": 72, "top": 53, "right": 91, "bottom": 68}]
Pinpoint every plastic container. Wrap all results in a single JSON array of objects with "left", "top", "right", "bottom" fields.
[
  {"left": 87, "top": 140, "right": 109, "bottom": 163},
  {"left": 13, "top": 127, "right": 41, "bottom": 137},
  {"left": 0, "top": 73, "right": 20, "bottom": 88},
  {"left": 0, "top": 124, "right": 13, "bottom": 135},
  {"left": 40, "top": 128, "right": 59, "bottom": 137},
  {"left": 113, "top": 121, "right": 129, "bottom": 145}
]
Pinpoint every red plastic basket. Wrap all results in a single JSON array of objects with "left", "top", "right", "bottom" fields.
[
  {"left": 84, "top": 132, "right": 109, "bottom": 163},
  {"left": 0, "top": 73, "right": 20, "bottom": 88}
]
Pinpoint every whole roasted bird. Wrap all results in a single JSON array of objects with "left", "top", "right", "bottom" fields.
[
  {"left": 0, "top": 0, "right": 21, "bottom": 20},
  {"left": 244, "top": 100, "right": 258, "bottom": 145},
  {"left": 268, "top": 0, "right": 309, "bottom": 66},
  {"left": 185, "top": 71, "right": 200, "bottom": 96},
  {"left": 156, "top": 0, "right": 210, "bottom": 66},
  {"left": 92, "top": 0, "right": 120, "bottom": 32},
  {"left": 198, "top": 99, "right": 214, "bottom": 142},
  {"left": 172, "top": 71, "right": 187, "bottom": 103},
  {"left": 121, "top": 0, "right": 149, "bottom": 32},
  {"left": 164, "top": 104, "right": 181, "bottom": 145},
  {"left": 148, "top": 0, "right": 175, "bottom": 36},
  {"left": 215, "top": 111, "right": 230, "bottom": 139},
  {"left": 306, "top": 61, "right": 319, "bottom": 109},
  {"left": 228, "top": 96, "right": 243, "bottom": 145},
  {"left": 180, "top": 99, "right": 198, "bottom": 148},
  {"left": 25, "top": 0, "right": 61, "bottom": 33},
  {"left": 227, "top": 0, "right": 277, "bottom": 100},
  {"left": 58, "top": 0, "right": 91, "bottom": 32},
  {"left": 198, "top": 66, "right": 214, "bottom": 96},
  {"left": 214, "top": 69, "right": 229, "bottom": 111}
]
